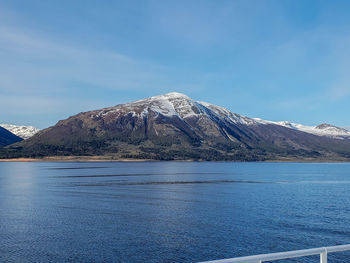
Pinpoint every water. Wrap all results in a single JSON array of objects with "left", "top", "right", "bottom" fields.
[{"left": 1, "top": 162, "right": 350, "bottom": 262}]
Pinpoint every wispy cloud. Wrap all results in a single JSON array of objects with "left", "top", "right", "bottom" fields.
[
  {"left": 0, "top": 23, "right": 201, "bottom": 127},
  {"left": 0, "top": 24, "right": 169, "bottom": 92}
]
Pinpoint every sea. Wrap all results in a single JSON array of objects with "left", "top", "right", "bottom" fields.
[{"left": 1, "top": 162, "right": 350, "bottom": 262}]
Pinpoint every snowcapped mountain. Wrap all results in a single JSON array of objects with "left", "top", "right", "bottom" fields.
[
  {"left": 95, "top": 92, "right": 205, "bottom": 119},
  {"left": 0, "top": 124, "right": 40, "bottom": 139},
  {"left": 7, "top": 92, "right": 350, "bottom": 161},
  {"left": 314, "top": 123, "right": 350, "bottom": 137},
  {"left": 253, "top": 119, "right": 350, "bottom": 139},
  {"left": 98, "top": 92, "right": 348, "bottom": 139},
  {"left": 93, "top": 92, "right": 263, "bottom": 128},
  {"left": 98, "top": 92, "right": 349, "bottom": 139},
  {"left": 92, "top": 92, "right": 254, "bottom": 123}
]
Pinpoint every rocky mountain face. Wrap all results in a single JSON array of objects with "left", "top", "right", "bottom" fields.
[
  {"left": 6, "top": 92, "right": 350, "bottom": 161},
  {"left": 0, "top": 124, "right": 40, "bottom": 139},
  {"left": 0, "top": 126, "right": 23, "bottom": 147}
]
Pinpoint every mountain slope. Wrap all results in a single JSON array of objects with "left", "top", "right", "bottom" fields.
[
  {"left": 0, "top": 127, "right": 23, "bottom": 147},
  {"left": 0, "top": 124, "right": 40, "bottom": 139},
  {"left": 6, "top": 92, "right": 350, "bottom": 161}
]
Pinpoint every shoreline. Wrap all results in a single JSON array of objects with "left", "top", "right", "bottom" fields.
[
  {"left": 0, "top": 157, "right": 154, "bottom": 162},
  {"left": 0, "top": 156, "right": 350, "bottom": 163}
]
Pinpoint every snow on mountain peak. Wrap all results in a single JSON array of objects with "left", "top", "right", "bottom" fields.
[
  {"left": 107, "top": 92, "right": 205, "bottom": 119},
  {"left": 134, "top": 92, "right": 190, "bottom": 103},
  {"left": 315, "top": 123, "right": 349, "bottom": 133},
  {"left": 253, "top": 119, "right": 350, "bottom": 139},
  {"left": 0, "top": 124, "right": 40, "bottom": 139},
  {"left": 154, "top": 92, "right": 190, "bottom": 100},
  {"left": 150, "top": 92, "right": 205, "bottom": 118},
  {"left": 95, "top": 92, "right": 258, "bottom": 123},
  {"left": 141, "top": 92, "right": 254, "bottom": 120}
]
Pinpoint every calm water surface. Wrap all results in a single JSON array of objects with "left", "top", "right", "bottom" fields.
[{"left": 1, "top": 162, "right": 350, "bottom": 262}]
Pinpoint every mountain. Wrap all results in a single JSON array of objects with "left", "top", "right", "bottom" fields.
[
  {"left": 0, "top": 124, "right": 40, "bottom": 139},
  {"left": 253, "top": 119, "right": 350, "bottom": 139},
  {"left": 314, "top": 123, "right": 350, "bottom": 137},
  {"left": 5, "top": 92, "right": 350, "bottom": 161},
  {"left": 0, "top": 126, "right": 23, "bottom": 147}
]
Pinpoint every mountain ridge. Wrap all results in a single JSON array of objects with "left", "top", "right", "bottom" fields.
[
  {"left": 89, "top": 92, "right": 349, "bottom": 138},
  {"left": 0, "top": 126, "right": 23, "bottom": 147},
  {"left": 253, "top": 119, "right": 350, "bottom": 139}
]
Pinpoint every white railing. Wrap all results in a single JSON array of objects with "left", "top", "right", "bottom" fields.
[{"left": 200, "top": 244, "right": 350, "bottom": 263}]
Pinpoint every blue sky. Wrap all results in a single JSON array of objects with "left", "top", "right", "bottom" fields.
[{"left": 1, "top": 0, "right": 350, "bottom": 129}]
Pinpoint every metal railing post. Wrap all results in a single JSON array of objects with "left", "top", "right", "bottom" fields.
[{"left": 320, "top": 248, "right": 327, "bottom": 263}]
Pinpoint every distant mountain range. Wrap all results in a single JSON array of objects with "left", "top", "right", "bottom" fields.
[
  {"left": 3, "top": 92, "right": 350, "bottom": 161},
  {"left": 253, "top": 119, "right": 350, "bottom": 139},
  {"left": 0, "top": 124, "right": 40, "bottom": 139}
]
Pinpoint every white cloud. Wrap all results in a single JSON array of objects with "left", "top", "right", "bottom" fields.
[{"left": 0, "top": 24, "right": 171, "bottom": 93}]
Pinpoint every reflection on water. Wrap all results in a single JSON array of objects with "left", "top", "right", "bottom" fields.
[{"left": 1, "top": 162, "right": 350, "bottom": 262}]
